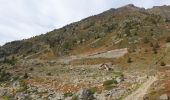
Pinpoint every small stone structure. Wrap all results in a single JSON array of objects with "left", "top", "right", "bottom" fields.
[{"left": 99, "top": 63, "right": 112, "bottom": 71}]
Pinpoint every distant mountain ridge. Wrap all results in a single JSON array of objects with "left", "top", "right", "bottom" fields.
[{"left": 148, "top": 5, "right": 170, "bottom": 19}]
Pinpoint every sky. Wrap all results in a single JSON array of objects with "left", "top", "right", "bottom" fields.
[{"left": 0, "top": 0, "right": 170, "bottom": 45}]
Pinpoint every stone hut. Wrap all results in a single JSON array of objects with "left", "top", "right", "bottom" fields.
[{"left": 99, "top": 62, "right": 112, "bottom": 71}]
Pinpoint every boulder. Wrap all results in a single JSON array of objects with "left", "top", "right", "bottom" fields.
[
  {"left": 30, "top": 94, "right": 41, "bottom": 100},
  {"left": 115, "top": 76, "right": 124, "bottom": 83},
  {"left": 77, "top": 88, "right": 95, "bottom": 100},
  {"left": 160, "top": 94, "right": 168, "bottom": 100},
  {"left": 37, "top": 88, "right": 47, "bottom": 93},
  {"left": 0, "top": 88, "right": 7, "bottom": 96},
  {"left": 48, "top": 91, "right": 64, "bottom": 100},
  {"left": 12, "top": 81, "right": 21, "bottom": 89},
  {"left": 27, "top": 85, "right": 38, "bottom": 93},
  {"left": 15, "top": 93, "right": 26, "bottom": 100},
  {"left": 65, "top": 97, "right": 72, "bottom": 100}
]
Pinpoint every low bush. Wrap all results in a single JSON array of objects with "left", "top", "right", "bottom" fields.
[
  {"left": 104, "top": 85, "right": 114, "bottom": 90},
  {"left": 17, "top": 80, "right": 28, "bottom": 92},
  {"left": 47, "top": 72, "right": 52, "bottom": 76},
  {"left": 103, "top": 80, "right": 114, "bottom": 86},
  {"left": 153, "top": 42, "right": 160, "bottom": 48},
  {"left": 166, "top": 36, "right": 170, "bottom": 43},
  {"left": 23, "top": 73, "right": 28, "bottom": 79},
  {"left": 127, "top": 57, "right": 132, "bottom": 63},
  {"left": 103, "top": 79, "right": 117, "bottom": 86},
  {"left": 143, "top": 37, "right": 149, "bottom": 44},
  {"left": 160, "top": 61, "right": 166, "bottom": 66},
  {"left": 152, "top": 47, "right": 157, "bottom": 54},
  {"left": 88, "top": 87, "right": 97, "bottom": 94},
  {"left": 64, "top": 92, "right": 73, "bottom": 97},
  {"left": 0, "top": 70, "right": 11, "bottom": 82},
  {"left": 29, "top": 67, "right": 34, "bottom": 71},
  {"left": 114, "top": 71, "right": 124, "bottom": 78},
  {"left": 71, "top": 95, "right": 78, "bottom": 100},
  {"left": 3, "top": 56, "right": 17, "bottom": 65}
]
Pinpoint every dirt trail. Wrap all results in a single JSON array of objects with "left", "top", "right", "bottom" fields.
[
  {"left": 124, "top": 76, "right": 157, "bottom": 100},
  {"left": 88, "top": 48, "right": 128, "bottom": 58},
  {"left": 124, "top": 43, "right": 169, "bottom": 100}
]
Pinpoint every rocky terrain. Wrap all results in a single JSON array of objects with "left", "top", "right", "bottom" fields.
[{"left": 0, "top": 4, "right": 170, "bottom": 100}]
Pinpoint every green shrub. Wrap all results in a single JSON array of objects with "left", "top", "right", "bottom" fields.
[
  {"left": 127, "top": 57, "right": 132, "bottom": 63},
  {"left": 154, "top": 42, "right": 160, "bottom": 48},
  {"left": 12, "top": 76, "right": 19, "bottom": 81},
  {"left": 165, "top": 18, "right": 170, "bottom": 22},
  {"left": 143, "top": 37, "right": 149, "bottom": 44},
  {"left": 150, "top": 42, "right": 153, "bottom": 47},
  {"left": 63, "top": 42, "right": 72, "bottom": 50},
  {"left": 2, "top": 96, "right": 10, "bottom": 100},
  {"left": 166, "top": 36, "right": 170, "bottom": 43},
  {"left": 104, "top": 85, "right": 114, "bottom": 90},
  {"left": 0, "top": 70, "right": 11, "bottom": 82},
  {"left": 152, "top": 47, "right": 157, "bottom": 54},
  {"left": 47, "top": 72, "right": 52, "bottom": 76},
  {"left": 17, "top": 80, "right": 28, "bottom": 92},
  {"left": 88, "top": 87, "right": 97, "bottom": 94},
  {"left": 160, "top": 61, "right": 166, "bottom": 66},
  {"left": 72, "top": 95, "right": 78, "bottom": 100},
  {"left": 23, "top": 73, "right": 29, "bottom": 79},
  {"left": 114, "top": 72, "right": 124, "bottom": 78},
  {"left": 144, "top": 49, "right": 148, "bottom": 52},
  {"left": 103, "top": 80, "right": 116, "bottom": 86},
  {"left": 64, "top": 92, "right": 73, "bottom": 97},
  {"left": 3, "top": 56, "right": 17, "bottom": 65},
  {"left": 29, "top": 67, "right": 34, "bottom": 71}
]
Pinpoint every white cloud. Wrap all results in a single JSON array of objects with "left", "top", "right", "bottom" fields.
[{"left": 0, "top": 0, "right": 170, "bottom": 45}]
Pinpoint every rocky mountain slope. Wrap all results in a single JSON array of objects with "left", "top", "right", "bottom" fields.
[
  {"left": 148, "top": 5, "right": 170, "bottom": 19},
  {"left": 0, "top": 4, "right": 170, "bottom": 59},
  {"left": 0, "top": 4, "right": 170, "bottom": 100}
]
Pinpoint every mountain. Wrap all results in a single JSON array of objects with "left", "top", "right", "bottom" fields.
[
  {"left": 0, "top": 4, "right": 170, "bottom": 100},
  {"left": 0, "top": 4, "right": 169, "bottom": 60}
]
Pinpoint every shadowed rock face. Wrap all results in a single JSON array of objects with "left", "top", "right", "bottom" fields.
[
  {"left": 0, "top": 4, "right": 170, "bottom": 59},
  {"left": 77, "top": 89, "right": 95, "bottom": 100}
]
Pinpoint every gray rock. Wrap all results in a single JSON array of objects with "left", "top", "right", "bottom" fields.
[
  {"left": 48, "top": 91, "right": 64, "bottom": 100},
  {"left": 27, "top": 85, "right": 38, "bottom": 93},
  {"left": 12, "top": 81, "right": 21, "bottom": 90},
  {"left": 0, "top": 88, "right": 7, "bottom": 96},
  {"left": 115, "top": 76, "right": 124, "bottom": 83},
  {"left": 77, "top": 88, "right": 95, "bottom": 100},
  {"left": 15, "top": 93, "right": 26, "bottom": 100},
  {"left": 65, "top": 97, "right": 72, "bottom": 100},
  {"left": 109, "top": 88, "right": 127, "bottom": 99},
  {"left": 160, "top": 94, "right": 168, "bottom": 100},
  {"left": 30, "top": 94, "right": 38, "bottom": 99},
  {"left": 37, "top": 88, "right": 47, "bottom": 93}
]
